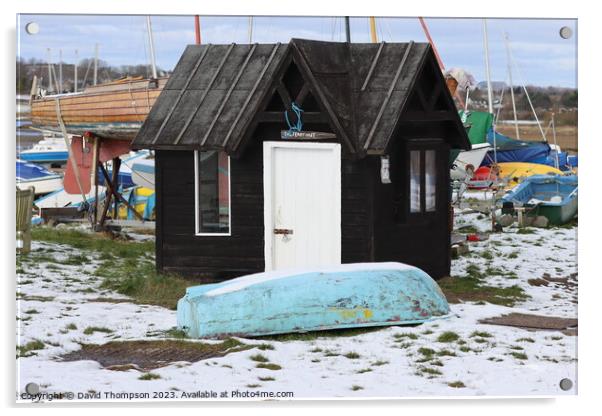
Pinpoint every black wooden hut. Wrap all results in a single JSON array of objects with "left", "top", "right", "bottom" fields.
[{"left": 132, "top": 38, "right": 471, "bottom": 282}]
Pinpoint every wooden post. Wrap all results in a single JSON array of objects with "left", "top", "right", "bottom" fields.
[{"left": 91, "top": 136, "right": 100, "bottom": 226}]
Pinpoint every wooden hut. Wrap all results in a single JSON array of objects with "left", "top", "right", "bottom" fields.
[{"left": 132, "top": 38, "right": 471, "bottom": 282}]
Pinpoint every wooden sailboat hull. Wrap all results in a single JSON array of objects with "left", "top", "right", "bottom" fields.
[
  {"left": 177, "top": 263, "right": 450, "bottom": 338},
  {"left": 30, "top": 78, "right": 167, "bottom": 141}
]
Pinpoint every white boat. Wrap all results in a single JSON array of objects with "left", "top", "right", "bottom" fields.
[
  {"left": 130, "top": 153, "right": 155, "bottom": 191},
  {"left": 16, "top": 160, "right": 63, "bottom": 195},
  {"left": 450, "top": 142, "right": 491, "bottom": 180},
  {"left": 19, "top": 136, "right": 69, "bottom": 165},
  {"left": 34, "top": 186, "right": 107, "bottom": 210}
]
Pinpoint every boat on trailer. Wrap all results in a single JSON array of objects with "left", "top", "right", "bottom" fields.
[
  {"left": 177, "top": 262, "right": 450, "bottom": 338},
  {"left": 501, "top": 174, "right": 577, "bottom": 225}
]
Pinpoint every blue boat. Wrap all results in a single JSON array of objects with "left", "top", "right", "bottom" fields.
[
  {"left": 16, "top": 160, "right": 63, "bottom": 195},
  {"left": 501, "top": 174, "right": 578, "bottom": 225},
  {"left": 177, "top": 262, "right": 450, "bottom": 338}
]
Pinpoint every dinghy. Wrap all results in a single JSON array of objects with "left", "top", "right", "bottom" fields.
[
  {"left": 501, "top": 174, "right": 577, "bottom": 225},
  {"left": 177, "top": 262, "right": 450, "bottom": 338}
]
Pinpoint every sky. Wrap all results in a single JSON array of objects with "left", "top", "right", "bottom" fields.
[{"left": 16, "top": 14, "right": 577, "bottom": 88}]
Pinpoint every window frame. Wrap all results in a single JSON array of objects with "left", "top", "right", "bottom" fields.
[
  {"left": 405, "top": 139, "right": 444, "bottom": 220},
  {"left": 194, "top": 150, "right": 232, "bottom": 237}
]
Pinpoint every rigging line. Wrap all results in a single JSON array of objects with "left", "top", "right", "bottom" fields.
[{"left": 506, "top": 38, "right": 547, "bottom": 142}]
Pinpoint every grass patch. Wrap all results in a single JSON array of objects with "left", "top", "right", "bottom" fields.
[
  {"left": 350, "top": 385, "right": 364, "bottom": 391},
  {"left": 448, "top": 381, "right": 466, "bottom": 388},
  {"left": 517, "top": 228, "right": 536, "bottom": 234},
  {"left": 249, "top": 353, "right": 269, "bottom": 363},
  {"left": 256, "top": 363, "right": 282, "bottom": 371},
  {"left": 246, "top": 384, "right": 261, "bottom": 388},
  {"left": 438, "top": 274, "right": 530, "bottom": 307},
  {"left": 343, "top": 352, "right": 361, "bottom": 359},
  {"left": 83, "top": 326, "right": 114, "bottom": 335},
  {"left": 32, "top": 227, "right": 154, "bottom": 258},
  {"left": 480, "top": 250, "right": 494, "bottom": 260},
  {"left": 509, "top": 352, "right": 528, "bottom": 360},
  {"left": 256, "top": 343, "right": 275, "bottom": 351},
  {"left": 258, "top": 376, "right": 275, "bottom": 381},
  {"left": 470, "top": 331, "right": 492, "bottom": 338},
  {"left": 418, "top": 347, "right": 436, "bottom": 358},
  {"left": 417, "top": 367, "right": 442, "bottom": 377},
  {"left": 65, "top": 323, "right": 77, "bottom": 331},
  {"left": 436, "top": 332, "right": 460, "bottom": 343},
  {"left": 32, "top": 227, "right": 193, "bottom": 310},
  {"left": 310, "top": 347, "right": 323, "bottom": 353},
  {"left": 372, "top": 360, "right": 389, "bottom": 366},
  {"left": 138, "top": 373, "right": 161, "bottom": 380},
  {"left": 437, "top": 349, "right": 457, "bottom": 357},
  {"left": 457, "top": 225, "right": 479, "bottom": 234},
  {"left": 357, "top": 368, "right": 373, "bottom": 374},
  {"left": 516, "top": 337, "right": 535, "bottom": 343},
  {"left": 24, "top": 309, "right": 40, "bottom": 314},
  {"left": 97, "top": 259, "right": 192, "bottom": 310},
  {"left": 16, "top": 339, "right": 46, "bottom": 358},
  {"left": 393, "top": 332, "right": 418, "bottom": 340}
]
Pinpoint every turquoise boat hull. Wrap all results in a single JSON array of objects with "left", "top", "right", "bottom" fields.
[{"left": 177, "top": 263, "right": 450, "bottom": 338}]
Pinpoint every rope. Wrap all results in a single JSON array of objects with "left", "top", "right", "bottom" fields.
[
  {"left": 284, "top": 102, "right": 304, "bottom": 133},
  {"left": 55, "top": 99, "right": 88, "bottom": 206}
]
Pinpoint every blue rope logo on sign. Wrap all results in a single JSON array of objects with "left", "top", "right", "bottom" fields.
[
  {"left": 281, "top": 101, "right": 336, "bottom": 140},
  {"left": 284, "top": 102, "right": 304, "bottom": 133}
]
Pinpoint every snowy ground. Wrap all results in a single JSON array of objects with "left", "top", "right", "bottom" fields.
[{"left": 16, "top": 208, "right": 577, "bottom": 401}]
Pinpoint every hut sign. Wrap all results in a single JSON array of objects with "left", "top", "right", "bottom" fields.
[{"left": 280, "top": 130, "right": 337, "bottom": 140}]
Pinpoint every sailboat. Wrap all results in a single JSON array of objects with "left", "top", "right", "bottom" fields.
[{"left": 29, "top": 17, "right": 166, "bottom": 142}]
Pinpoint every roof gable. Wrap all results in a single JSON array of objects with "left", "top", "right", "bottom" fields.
[{"left": 132, "top": 39, "right": 470, "bottom": 155}]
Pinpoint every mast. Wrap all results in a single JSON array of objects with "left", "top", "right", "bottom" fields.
[
  {"left": 74, "top": 49, "right": 78, "bottom": 93},
  {"left": 504, "top": 32, "right": 520, "bottom": 139},
  {"left": 194, "top": 15, "right": 201, "bottom": 44},
  {"left": 482, "top": 19, "right": 494, "bottom": 115},
  {"left": 59, "top": 49, "right": 63, "bottom": 93},
  {"left": 248, "top": 16, "right": 253, "bottom": 44},
  {"left": 482, "top": 19, "right": 497, "bottom": 164},
  {"left": 344, "top": 16, "right": 351, "bottom": 43},
  {"left": 93, "top": 43, "right": 98, "bottom": 86},
  {"left": 46, "top": 48, "right": 53, "bottom": 93},
  {"left": 369, "top": 17, "right": 378, "bottom": 43},
  {"left": 146, "top": 16, "right": 158, "bottom": 79}
]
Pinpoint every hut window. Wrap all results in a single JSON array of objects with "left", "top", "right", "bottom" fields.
[
  {"left": 425, "top": 150, "right": 436, "bottom": 212},
  {"left": 195, "top": 150, "right": 231, "bottom": 235},
  {"left": 410, "top": 150, "right": 421, "bottom": 213},
  {"left": 409, "top": 149, "right": 437, "bottom": 214}
]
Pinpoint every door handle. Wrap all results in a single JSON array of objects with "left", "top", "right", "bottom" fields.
[{"left": 274, "top": 228, "right": 293, "bottom": 235}]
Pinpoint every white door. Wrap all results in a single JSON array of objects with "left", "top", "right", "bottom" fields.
[{"left": 264, "top": 141, "right": 341, "bottom": 271}]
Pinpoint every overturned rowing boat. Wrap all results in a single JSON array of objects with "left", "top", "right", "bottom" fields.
[{"left": 177, "top": 262, "right": 450, "bottom": 338}]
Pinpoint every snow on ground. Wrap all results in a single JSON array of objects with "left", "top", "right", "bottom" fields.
[{"left": 16, "top": 212, "right": 577, "bottom": 400}]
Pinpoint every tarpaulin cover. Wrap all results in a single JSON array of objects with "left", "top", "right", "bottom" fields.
[
  {"left": 459, "top": 111, "right": 493, "bottom": 145},
  {"left": 482, "top": 129, "right": 551, "bottom": 166}
]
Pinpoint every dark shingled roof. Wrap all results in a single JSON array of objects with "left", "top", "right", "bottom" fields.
[{"left": 133, "top": 38, "right": 470, "bottom": 156}]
